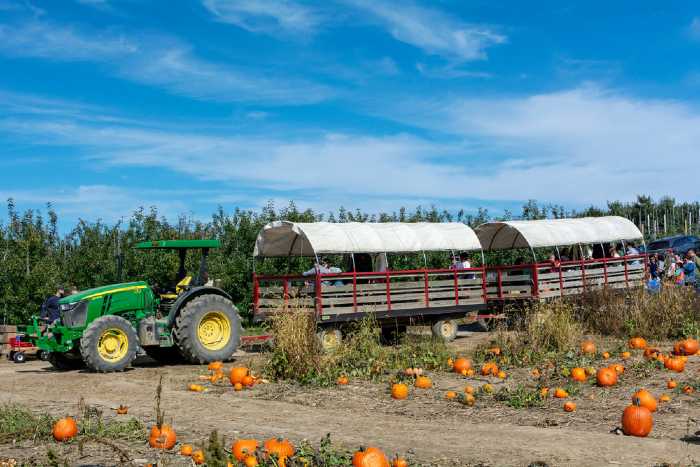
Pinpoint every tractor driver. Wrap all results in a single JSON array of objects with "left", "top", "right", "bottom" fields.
[{"left": 40, "top": 285, "right": 65, "bottom": 324}]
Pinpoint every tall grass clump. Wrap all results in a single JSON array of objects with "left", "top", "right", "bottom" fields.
[
  {"left": 573, "top": 287, "right": 700, "bottom": 339},
  {"left": 0, "top": 404, "right": 54, "bottom": 442},
  {"left": 265, "top": 307, "right": 322, "bottom": 382}
]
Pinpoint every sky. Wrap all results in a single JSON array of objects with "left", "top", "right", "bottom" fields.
[{"left": 1, "top": 0, "right": 700, "bottom": 228}]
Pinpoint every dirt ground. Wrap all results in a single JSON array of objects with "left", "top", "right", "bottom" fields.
[{"left": 1, "top": 331, "right": 699, "bottom": 467}]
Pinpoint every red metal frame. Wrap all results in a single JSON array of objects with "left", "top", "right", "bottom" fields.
[{"left": 423, "top": 270, "right": 430, "bottom": 307}]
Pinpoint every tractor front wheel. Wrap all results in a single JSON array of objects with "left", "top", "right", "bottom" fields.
[
  {"left": 174, "top": 295, "right": 241, "bottom": 364},
  {"left": 80, "top": 315, "right": 139, "bottom": 372}
]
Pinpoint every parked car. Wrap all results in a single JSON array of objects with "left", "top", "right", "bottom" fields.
[{"left": 646, "top": 235, "right": 700, "bottom": 256}]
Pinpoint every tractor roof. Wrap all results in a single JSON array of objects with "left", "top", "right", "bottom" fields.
[{"left": 134, "top": 239, "right": 220, "bottom": 250}]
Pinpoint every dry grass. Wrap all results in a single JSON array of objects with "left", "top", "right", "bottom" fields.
[
  {"left": 266, "top": 307, "right": 322, "bottom": 382},
  {"left": 573, "top": 287, "right": 700, "bottom": 339}
]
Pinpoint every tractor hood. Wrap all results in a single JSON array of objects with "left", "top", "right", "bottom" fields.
[{"left": 59, "top": 281, "right": 149, "bottom": 304}]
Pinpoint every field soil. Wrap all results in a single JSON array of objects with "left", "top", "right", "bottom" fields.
[{"left": 1, "top": 331, "right": 699, "bottom": 466}]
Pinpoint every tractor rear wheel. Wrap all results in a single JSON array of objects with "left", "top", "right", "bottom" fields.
[
  {"left": 47, "top": 351, "right": 85, "bottom": 371},
  {"left": 174, "top": 295, "right": 241, "bottom": 364},
  {"left": 80, "top": 315, "right": 139, "bottom": 372}
]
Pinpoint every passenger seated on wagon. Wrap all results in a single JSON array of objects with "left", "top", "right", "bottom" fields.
[
  {"left": 608, "top": 246, "right": 621, "bottom": 258},
  {"left": 302, "top": 259, "right": 344, "bottom": 286},
  {"left": 451, "top": 253, "right": 471, "bottom": 270},
  {"left": 547, "top": 253, "right": 561, "bottom": 271}
]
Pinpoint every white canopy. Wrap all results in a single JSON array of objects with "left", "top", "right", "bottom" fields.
[
  {"left": 475, "top": 216, "right": 643, "bottom": 250},
  {"left": 254, "top": 221, "right": 482, "bottom": 257}
]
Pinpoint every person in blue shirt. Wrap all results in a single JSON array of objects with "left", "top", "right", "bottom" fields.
[
  {"left": 40, "top": 285, "right": 65, "bottom": 323},
  {"left": 683, "top": 256, "right": 697, "bottom": 288}
]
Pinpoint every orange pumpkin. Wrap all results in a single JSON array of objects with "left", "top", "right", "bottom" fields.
[
  {"left": 580, "top": 340, "right": 596, "bottom": 355},
  {"left": 352, "top": 447, "right": 390, "bottom": 467},
  {"left": 487, "top": 347, "right": 501, "bottom": 356},
  {"left": 628, "top": 337, "right": 647, "bottom": 349},
  {"left": 659, "top": 394, "right": 671, "bottom": 403},
  {"left": 115, "top": 405, "right": 128, "bottom": 415},
  {"left": 264, "top": 437, "right": 295, "bottom": 466},
  {"left": 414, "top": 376, "right": 432, "bottom": 389},
  {"left": 192, "top": 450, "right": 205, "bottom": 465},
  {"left": 667, "top": 379, "right": 678, "bottom": 389},
  {"left": 596, "top": 367, "right": 618, "bottom": 387},
  {"left": 664, "top": 356, "right": 685, "bottom": 373},
  {"left": 337, "top": 375, "right": 349, "bottom": 385},
  {"left": 149, "top": 424, "right": 177, "bottom": 450},
  {"left": 622, "top": 397, "right": 653, "bottom": 437},
  {"left": 391, "top": 383, "right": 409, "bottom": 400},
  {"left": 464, "top": 385, "right": 475, "bottom": 395},
  {"left": 229, "top": 367, "right": 250, "bottom": 385},
  {"left": 465, "top": 368, "right": 475, "bottom": 377},
  {"left": 234, "top": 382, "right": 244, "bottom": 391},
  {"left": 447, "top": 357, "right": 454, "bottom": 368},
  {"left": 462, "top": 393, "right": 476, "bottom": 406},
  {"left": 612, "top": 363, "right": 625, "bottom": 374},
  {"left": 52, "top": 417, "right": 78, "bottom": 442},
  {"left": 643, "top": 347, "right": 660, "bottom": 359},
  {"left": 244, "top": 455, "right": 259, "bottom": 467},
  {"left": 539, "top": 387, "right": 549, "bottom": 398},
  {"left": 242, "top": 375, "right": 255, "bottom": 388},
  {"left": 232, "top": 439, "right": 259, "bottom": 461},
  {"left": 445, "top": 391, "right": 457, "bottom": 400},
  {"left": 208, "top": 361, "right": 223, "bottom": 372},
  {"left": 602, "top": 351, "right": 610, "bottom": 359},
  {"left": 180, "top": 444, "right": 194, "bottom": 456},
  {"left": 188, "top": 383, "right": 205, "bottom": 392},
  {"left": 632, "top": 389, "right": 657, "bottom": 412},
  {"left": 571, "top": 367, "right": 587, "bottom": 382},
  {"left": 392, "top": 456, "right": 409, "bottom": 467},
  {"left": 679, "top": 338, "right": 699, "bottom": 356},
  {"left": 554, "top": 388, "right": 569, "bottom": 398},
  {"left": 481, "top": 362, "right": 499, "bottom": 376},
  {"left": 452, "top": 357, "right": 472, "bottom": 374},
  {"left": 621, "top": 351, "right": 631, "bottom": 360},
  {"left": 683, "top": 385, "right": 695, "bottom": 394},
  {"left": 497, "top": 370, "right": 506, "bottom": 379},
  {"left": 563, "top": 401, "right": 576, "bottom": 412}
]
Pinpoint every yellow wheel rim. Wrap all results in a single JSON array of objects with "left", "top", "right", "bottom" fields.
[
  {"left": 197, "top": 311, "right": 231, "bottom": 351},
  {"left": 97, "top": 328, "right": 129, "bottom": 363},
  {"left": 441, "top": 321, "right": 455, "bottom": 337}
]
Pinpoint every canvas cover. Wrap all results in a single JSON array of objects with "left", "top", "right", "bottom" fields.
[
  {"left": 475, "top": 216, "right": 643, "bottom": 250},
  {"left": 253, "top": 221, "right": 482, "bottom": 257}
]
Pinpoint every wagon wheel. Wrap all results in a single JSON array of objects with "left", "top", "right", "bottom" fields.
[
  {"left": 316, "top": 327, "right": 342, "bottom": 352},
  {"left": 431, "top": 319, "right": 458, "bottom": 342}
]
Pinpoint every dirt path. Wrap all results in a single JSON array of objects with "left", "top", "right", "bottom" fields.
[{"left": 1, "top": 354, "right": 698, "bottom": 467}]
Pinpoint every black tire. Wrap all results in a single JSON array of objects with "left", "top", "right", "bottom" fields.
[
  {"left": 144, "top": 346, "right": 183, "bottom": 365},
  {"left": 380, "top": 325, "right": 406, "bottom": 345},
  {"left": 47, "top": 352, "right": 85, "bottom": 371},
  {"left": 38, "top": 350, "right": 50, "bottom": 361},
  {"left": 12, "top": 352, "right": 26, "bottom": 363},
  {"left": 431, "top": 319, "right": 458, "bottom": 342},
  {"left": 174, "top": 295, "right": 241, "bottom": 364},
  {"left": 80, "top": 315, "right": 139, "bottom": 372}
]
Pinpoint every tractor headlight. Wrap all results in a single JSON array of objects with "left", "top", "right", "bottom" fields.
[{"left": 61, "top": 301, "right": 88, "bottom": 328}]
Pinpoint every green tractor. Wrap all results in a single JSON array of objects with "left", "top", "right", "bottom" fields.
[{"left": 19, "top": 240, "right": 241, "bottom": 372}]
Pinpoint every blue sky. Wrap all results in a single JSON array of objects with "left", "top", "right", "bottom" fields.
[{"left": 1, "top": 0, "right": 700, "bottom": 227}]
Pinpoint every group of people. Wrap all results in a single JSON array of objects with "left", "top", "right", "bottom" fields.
[
  {"left": 40, "top": 285, "right": 79, "bottom": 323},
  {"left": 648, "top": 248, "right": 698, "bottom": 288}
]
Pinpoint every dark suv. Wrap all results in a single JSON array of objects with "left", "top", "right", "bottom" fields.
[{"left": 646, "top": 235, "right": 700, "bottom": 256}]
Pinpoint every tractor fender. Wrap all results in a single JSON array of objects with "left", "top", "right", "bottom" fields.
[{"left": 166, "top": 286, "right": 233, "bottom": 327}]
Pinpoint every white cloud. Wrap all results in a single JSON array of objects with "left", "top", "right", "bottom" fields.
[
  {"left": 690, "top": 17, "right": 700, "bottom": 41},
  {"left": 343, "top": 0, "right": 505, "bottom": 61},
  {"left": 0, "top": 21, "right": 333, "bottom": 104},
  {"left": 202, "top": 0, "right": 321, "bottom": 36}
]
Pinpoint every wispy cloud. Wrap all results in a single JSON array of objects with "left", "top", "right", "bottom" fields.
[
  {"left": 202, "top": 0, "right": 321, "bottom": 36},
  {"left": 0, "top": 21, "right": 333, "bottom": 104},
  {"left": 343, "top": 0, "right": 505, "bottom": 61}
]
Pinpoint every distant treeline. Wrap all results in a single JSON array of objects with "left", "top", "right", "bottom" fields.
[{"left": 1, "top": 196, "right": 698, "bottom": 324}]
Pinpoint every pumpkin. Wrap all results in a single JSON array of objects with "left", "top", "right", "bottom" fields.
[
  {"left": 571, "top": 367, "right": 587, "bottom": 382},
  {"left": 628, "top": 337, "right": 647, "bottom": 349},
  {"left": 242, "top": 375, "right": 255, "bottom": 388},
  {"left": 452, "top": 357, "right": 472, "bottom": 374},
  {"left": 232, "top": 439, "right": 259, "bottom": 461},
  {"left": 52, "top": 417, "right": 78, "bottom": 442},
  {"left": 679, "top": 338, "right": 699, "bottom": 356},
  {"left": 234, "top": 383, "right": 244, "bottom": 391},
  {"left": 230, "top": 367, "right": 250, "bottom": 385},
  {"left": 465, "top": 368, "right": 475, "bottom": 377},
  {"left": 447, "top": 357, "right": 454, "bottom": 368},
  {"left": 602, "top": 351, "right": 610, "bottom": 359},
  {"left": 672, "top": 342, "right": 683, "bottom": 355},
  {"left": 667, "top": 379, "right": 678, "bottom": 389},
  {"left": 337, "top": 376, "right": 349, "bottom": 385},
  {"left": 208, "top": 361, "right": 223, "bottom": 372},
  {"left": 596, "top": 367, "right": 618, "bottom": 387},
  {"left": 445, "top": 391, "right": 457, "bottom": 400},
  {"left": 612, "top": 364, "right": 625, "bottom": 374},
  {"left": 464, "top": 385, "right": 475, "bottom": 395},
  {"left": 497, "top": 370, "right": 506, "bottom": 379},
  {"left": 352, "top": 446, "right": 390, "bottom": 467},
  {"left": 643, "top": 348, "right": 660, "bottom": 359},
  {"left": 188, "top": 383, "right": 205, "bottom": 392},
  {"left": 622, "top": 397, "right": 653, "bottom": 437},
  {"left": 553, "top": 388, "right": 568, "bottom": 398},
  {"left": 621, "top": 351, "right": 631, "bottom": 360},
  {"left": 115, "top": 405, "right": 128, "bottom": 415},
  {"left": 244, "top": 456, "right": 259, "bottom": 467},
  {"left": 180, "top": 444, "right": 194, "bottom": 456},
  {"left": 659, "top": 394, "right": 671, "bottom": 403},
  {"left": 488, "top": 347, "right": 501, "bottom": 356},
  {"left": 664, "top": 357, "right": 685, "bottom": 373},
  {"left": 391, "top": 383, "right": 409, "bottom": 400},
  {"left": 392, "top": 455, "right": 409, "bottom": 467},
  {"left": 580, "top": 340, "right": 596, "bottom": 355},
  {"left": 414, "top": 376, "right": 432, "bottom": 389},
  {"left": 264, "top": 437, "right": 295, "bottom": 466},
  {"left": 482, "top": 383, "right": 493, "bottom": 394},
  {"left": 192, "top": 450, "right": 205, "bottom": 465},
  {"left": 683, "top": 385, "right": 695, "bottom": 394},
  {"left": 632, "top": 389, "right": 657, "bottom": 412},
  {"left": 481, "top": 362, "right": 499, "bottom": 376},
  {"left": 540, "top": 387, "right": 549, "bottom": 398},
  {"left": 462, "top": 393, "right": 476, "bottom": 406},
  {"left": 211, "top": 371, "right": 224, "bottom": 384},
  {"left": 563, "top": 401, "right": 576, "bottom": 412},
  {"left": 149, "top": 424, "right": 177, "bottom": 450}
]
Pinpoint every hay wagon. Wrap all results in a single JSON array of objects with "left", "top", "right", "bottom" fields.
[{"left": 252, "top": 221, "right": 489, "bottom": 342}]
